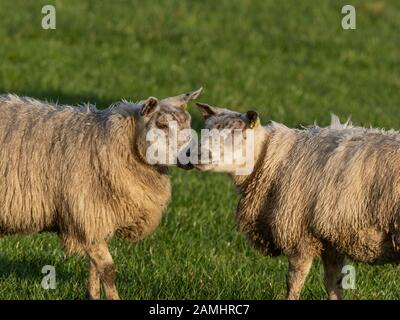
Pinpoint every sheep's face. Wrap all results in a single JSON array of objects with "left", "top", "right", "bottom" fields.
[
  {"left": 135, "top": 88, "right": 202, "bottom": 167},
  {"left": 192, "top": 103, "right": 260, "bottom": 175}
]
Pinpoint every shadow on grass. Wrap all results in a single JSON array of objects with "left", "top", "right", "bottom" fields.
[{"left": 0, "top": 254, "right": 85, "bottom": 283}]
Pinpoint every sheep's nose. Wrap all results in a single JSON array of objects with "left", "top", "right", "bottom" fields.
[{"left": 186, "top": 148, "right": 191, "bottom": 158}]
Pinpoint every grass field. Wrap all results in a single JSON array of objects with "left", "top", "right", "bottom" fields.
[{"left": 0, "top": 0, "right": 400, "bottom": 299}]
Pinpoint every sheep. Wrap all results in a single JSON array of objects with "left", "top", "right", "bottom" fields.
[
  {"left": 0, "top": 88, "right": 202, "bottom": 299},
  {"left": 193, "top": 102, "right": 400, "bottom": 300}
]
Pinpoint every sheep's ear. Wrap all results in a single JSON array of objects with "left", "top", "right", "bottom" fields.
[
  {"left": 160, "top": 88, "right": 203, "bottom": 109},
  {"left": 184, "top": 87, "right": 203, "bottom": 102},
  {"left": 179, "top": 87, "right": 203, "bottom": 109},
  {"left": 196, "top": 102, "right": 217, "bottom": 119},
  {"left": 246, "top": 110, "right": 260, "bottom": 129},
  {"left": 140, "top": 97, "right": 159, "bottom": 116}
]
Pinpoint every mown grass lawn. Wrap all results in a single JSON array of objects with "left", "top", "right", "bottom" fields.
[{"left": 0, "top": 0, "right": 399, "bottom": 299}]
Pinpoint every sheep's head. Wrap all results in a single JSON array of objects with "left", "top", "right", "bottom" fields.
[
  {"left": 135, "top": 88, "right": 202, "bottom": 167},
  {"left": 189, "top": 102, "right": 261, "bottom": 175}
]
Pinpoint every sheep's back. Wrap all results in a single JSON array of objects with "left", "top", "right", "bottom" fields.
[
  {"left": 238, "top": 125, "right": 400, "bottom": 262},
  {"left": 308, "top": 129, "right": 400, "bottom": 262},
  {"left": 0, "top": 95, "right": 106, "bottom": 235},
  {"left": 0, "top": 95, "right": 172, "bottom": 253}
]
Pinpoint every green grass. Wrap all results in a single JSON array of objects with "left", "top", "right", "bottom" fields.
[{"left": 0, "top": 0, "right": 400, "bottom": 299}]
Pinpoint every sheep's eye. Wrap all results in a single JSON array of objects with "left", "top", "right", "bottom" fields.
[{"left": 156, "top": 121, "right": 169, "bottom": 130}]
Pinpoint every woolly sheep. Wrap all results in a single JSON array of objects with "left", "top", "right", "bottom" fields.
[
  {"left": 194, "top": 102, "right": 400, "bottom": 300},
  {"left": 0, "top": 88, "right": 202, "bottom": 299}
]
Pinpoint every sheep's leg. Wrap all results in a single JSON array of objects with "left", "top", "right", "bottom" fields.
[
  {"left": 86, "top": 260, "right": 101, "bottom": 300},
  {"left": 286, "top": 253, "right": 313, "bottom": 300},
  {"left": 321, "top": 247, "right": 345, "bottom": 300},
  {"left": 87, "top": 242, "right": 120, "bottom": 300}
]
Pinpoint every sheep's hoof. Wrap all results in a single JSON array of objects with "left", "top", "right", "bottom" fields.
[
  {"left": 86, "top": 290, "right": 101, "bottom": 300},
  {"left": 107, "top": 293, "right": 120, "bottom": 300}
]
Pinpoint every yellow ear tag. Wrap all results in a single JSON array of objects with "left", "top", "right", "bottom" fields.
[
  {"left": 180, "top": 102, "right": 188, "bottom": 110},
  {"left": 250, "top": 118, "right": 260, "bottom": 129}
]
